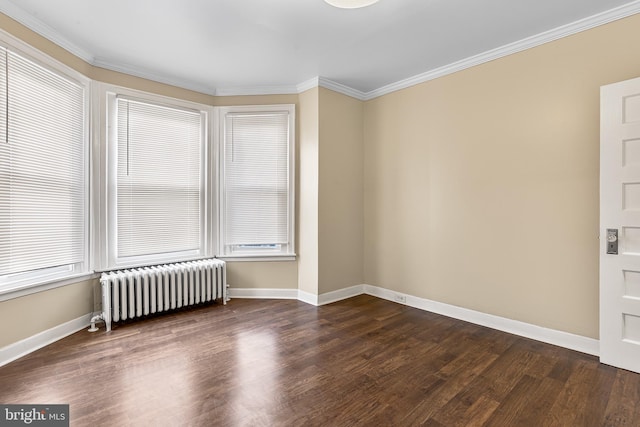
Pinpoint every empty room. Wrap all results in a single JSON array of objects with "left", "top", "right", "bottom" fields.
[{"left": 1, "top": 0, "right": 640, "bottom": 425}]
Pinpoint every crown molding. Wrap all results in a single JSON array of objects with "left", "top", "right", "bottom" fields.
[
  {"left": 92, "top": 57, "right": 218, "bottom": 96},
  {"left": 362, "top": 0, "right": 640, "bottom": 100},
  {"left": 317, "top": 77, "right": 367, "bottom": 100},
  {"left": 0, "top": 0, "right": 94, "bottom": 63},
  {"left": 296, "top": 76, "right": 319, "bottom": 94},
  {"left": 214, "top": 84, "right": 300, "bottom": 97},
  {"left": 295, "top": 76, "right": 368, "bottom": 100},
  {"left": 1, "top": 0, "right": 640, "bottom": 100},
  {"left": 214, "top": 76, "right": 369, "bottom": 99}
]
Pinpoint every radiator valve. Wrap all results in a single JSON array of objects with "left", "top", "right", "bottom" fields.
[{"left": 88, "top": 313, "right": 105, "bottom": 332}]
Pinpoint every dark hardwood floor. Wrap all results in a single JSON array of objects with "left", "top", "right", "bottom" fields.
[{"left": 0, "top": 295, "right": 639, "bottom": 426}]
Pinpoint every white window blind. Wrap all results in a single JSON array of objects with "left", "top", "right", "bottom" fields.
[
  {"left": 115, "top": 97, "right": 203, "bottom": 262},
  {"left": 221, "top": 108, "right": 293, "bottom": 255},
  {"left": 0, "top": 48, "right": 86, "bottom": 280}
]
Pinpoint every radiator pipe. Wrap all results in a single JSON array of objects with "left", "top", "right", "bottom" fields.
[{"left": 88, "top": 313, "right": 104, "bottom": 332}]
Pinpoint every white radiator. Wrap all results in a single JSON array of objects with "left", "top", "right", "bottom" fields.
[{"left": 99, "top": 259, "right": 226, "bottom": 331}]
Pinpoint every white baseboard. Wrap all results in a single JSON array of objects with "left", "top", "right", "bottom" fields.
[
  {"left": 297, "top": 290, "right": 319, "bottom": 306},
  {"left": 363, "top": 285, "right": 599, "bottom": 356},
  {"left": 228, "top": 287, "right": 298, "bottom": 300},
  {"left": 1, "top": 284, "right": 600, "bottom": 368},
  {"left": 230, "top": 285, "right": 365, "bottom": 307},
  {"left": 231, "top": 284, "right": 598, "bottom": 356},
  {"left": 318, "top": 285, "right": 365, "bottom": 305},
  {"left": 0, "top": 313, "right": 92, "bottom": 368}
]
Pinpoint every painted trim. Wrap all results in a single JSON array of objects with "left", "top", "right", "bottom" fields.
[
  {"left": 0, "top": 272, "right": 99, "bottom": 302},
  {"left": 228, "top": 287, "right": 298, "bottom": 300},
  {"left": 318, "top": 285, "right": 365, "bottom": 305},
  {"left": 2, "top": 0, "right": 638, "bottom": 101},
  {"left": 231, "top": 285, "right": 598, "bottom": 355},
  {"left": 221, "top": 256, "right": 297, "bottom": 263},
  {"left": 362, "top": 285, "right": 599, "bottom": 356},
  {"left": 318, "top": 77, "right": 367, "bottom": 101},
  {"left": 362, "top": 1, "right": 640, "bottom": 100},
  {"left": 214, "top": 84, "right": 300, "bottom": 97},
  {"left": 297, "top": 77, "right": 320, "bottom": 94},
  {"left": 0, "top": 313, "right": 92, "bottom": 368},
  {"left": 229, "top": 285, "right": 364, "bottom": 306},
  {"left": 297, "top": 290, "right": 319, "bottom": 306},
  {"left": 92, "top": 58, "right": 218, "bottom": 96},
  {"left": 0, "top": 0, "right": 95, "bottom": 63},
  {"left": 1, "top": 284, "right": 599, "bottom": 367},
  {"left": 229, "top": 287, "right": 321, "bottom": 305}
]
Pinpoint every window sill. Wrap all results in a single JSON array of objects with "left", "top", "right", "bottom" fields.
[
  {"left": 0, "top": 272, "right": 100, "bottom": 302},
  {"left": 219, "top": 255, "right": 297, "bottom": 263}
]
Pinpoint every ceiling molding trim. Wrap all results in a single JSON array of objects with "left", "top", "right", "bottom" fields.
[
  {"left": 0, "top": 0, "right": 95, "bottom": 63},
  {"left": 92, "top": 57, "right": 218, "bottom": 96},
  {"left": 214, "top": 84, "right": 300, "bottom": 97},
  {"left": 0, "top": 0, "right": 220, "bottom": 96},
  {"left": 2, "top": 0, "right": 640, "bottom": 101},
  {"left": 363, "top": 0, "right": 640, "bottom": 100},
  {"left": 296, "top": 77, "right": 320, "bottom": 93},
  {"left": 317, "top": 77, "right": 367, "bottom": 100}
]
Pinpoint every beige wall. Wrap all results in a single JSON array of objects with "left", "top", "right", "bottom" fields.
[
  {"left": 0, "top": 279, "right": 96, "bottom": 348},
  {"left": 297, "top": 87, "right": 365, "bottom": 296},
  {"left": 297, "top": 87, "right": 320, "bottom": 295},
  {"left": 364, "top": 13, "right": 640, "bottom": 339},
  {"left": 0, "top": 14, "right": 91, "bottom": 76},
  {"left": 318, "top": 88, "right": 364, "bottom": 293},
  {"left": 226, "top": 262, "right": 297, "bottom": 290}
]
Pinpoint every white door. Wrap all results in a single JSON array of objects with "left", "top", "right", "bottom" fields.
[{"left": 601, "top": 76, "right": 640, "bottom": 373}]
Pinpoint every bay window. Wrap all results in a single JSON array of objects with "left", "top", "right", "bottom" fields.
[
  {"left": 0, "top": 45, "right": 89, "bottom": 292},
  {"left": 102, "top": 88, "right": 209, "bottom": 269},
  {"left": 218, "top": 105, "right": 295, "bottom": 258},
  {"left": 0, "top": 35, "right": 296, "bottom": 297}
]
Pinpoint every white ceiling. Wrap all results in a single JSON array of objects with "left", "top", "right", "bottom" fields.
[{"left": 0, "top": 0, "right": 639, "bottom": 98}]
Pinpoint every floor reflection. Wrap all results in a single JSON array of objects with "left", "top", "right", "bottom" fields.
[{"left": 231, "top": 330, "right": 279, "bottom": 425}]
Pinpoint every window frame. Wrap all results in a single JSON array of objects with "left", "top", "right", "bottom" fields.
[
  {"left": 0, "top": 30, "right": 298, "bottom": 300},
  {"left": 96, "top": 83, "right": 213, "bottom": 271},
  {"left": 0, "top": 31, "right": 91, "bottom": 297},
  {"left": 216, "top": 104, "right": 296, "bottom": 260}
]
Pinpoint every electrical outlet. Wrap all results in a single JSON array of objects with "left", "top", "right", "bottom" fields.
[{"left": 393, "top": 293, "right": 406, "bottom": 304}]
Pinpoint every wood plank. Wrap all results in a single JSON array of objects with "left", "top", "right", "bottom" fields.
[{"left": 0, "top": 295, "right": 638, "bottom": 426}]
